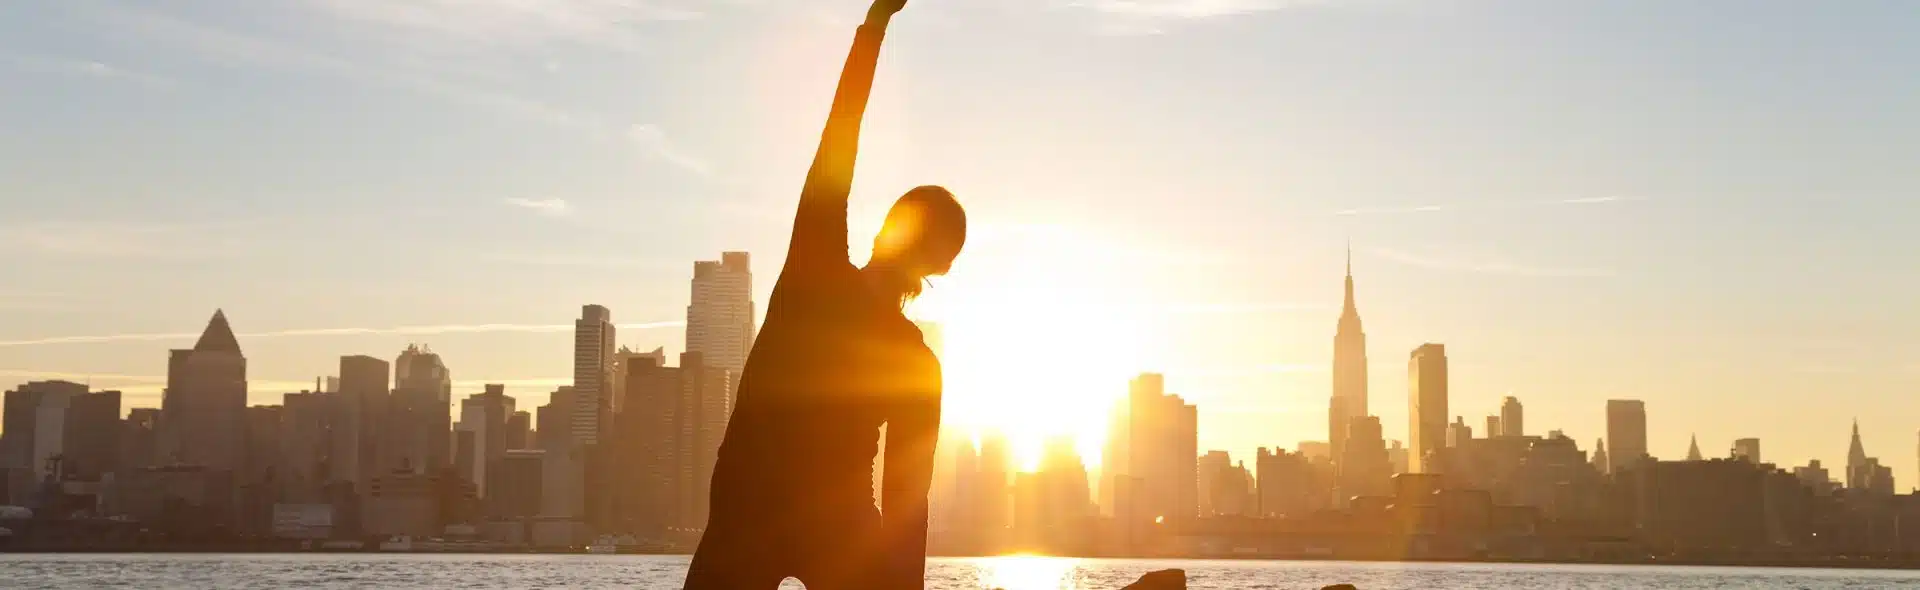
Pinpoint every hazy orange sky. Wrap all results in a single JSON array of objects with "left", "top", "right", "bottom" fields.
[{"left": 3, "top": 0, "right": 1918, "bottom": 485}]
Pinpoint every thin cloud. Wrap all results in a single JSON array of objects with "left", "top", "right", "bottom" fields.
[
  {"left": 0, "top": 219, "right": 252, "bottom": 260},
  {"left": 629, "top": 124, "right": 714, "bottom": 176},
  {"left": 83, "top": 3, "right": 605, "bottom": 136},
  {"left": 308, "top": 0, "right": 704, "bottom": 53},
  {"left": 485, "top": 252, "right": 681, "bottom": 270},
  {"left": 1064, "top": 0, "right": 1321, "bottom": 19},
  {"left": 1333, "top": 196, "right": 1649, "bottom": 216},
  {"left": 1179, "top": 363, "right": 1327, "bottom": 377},
  {"left": 1125, "top": 301, "right": 1327, "bottom": 315},
  {"left": 1559, "top": 196, "right": 1649, "bottom": 205},
  {"left": 0, "top": 321, "right": 685, "bottom": 348},
  {"left": 2, "top": 54, "right": 174, "bottom": 88},
  {"left": 1374, "top": 247, "right": 1613, "bottom": 278},
  {"left": 502, "top": 197, "right": 572, "bottom": 217},
  {"left": 1334, "top": 204, "right": 1449, "bottom": 216}
]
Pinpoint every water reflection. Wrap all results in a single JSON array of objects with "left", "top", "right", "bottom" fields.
[{"left": 975, "top": 555, "right": 1081, "bottom": 590}]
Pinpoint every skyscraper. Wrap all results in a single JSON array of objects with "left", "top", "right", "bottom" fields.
[
  {"left": 1500, "top": 396, "right": 1524, "bottom": 438},
  {"left": 1330, "top": 250, "right": 1369, "bottom": 465},
  {"left": 1607, "top": 400, "right": 1648, "bottom": 474},
  {"left": 280, "top": 391, "right": 331, "bottom": 502},
  {"left": 2, "top": 380, "right": 85, "bottom": 488},
  {"left": 1254, "top": 447, "right": 1317, "bottom": 518},
  {"left": 1486, "top": 415, "right": 1503, "bottom": 438},
  {"left": 3, "top": 381, "right": 82, "bottom": 468},
  {"left": 388, "top": 344, "right": 452, "bottom": 474},
  {"left": 1118, "top": 374, "right": 1198, "bottom": 523},
  {"left": 1408, "top": 344, "right": 1448, "bottom": 473},
  {"left": 1847, "top": 420, "right": 1869, "bottom": 490},
  {"left": 335, "top": 355, "right": 390, "bottom": 485},
  {"left": 608, "top": 346, "right": 666, "bottom": 415},
  {"left": 506, "top": 411, "right": 532, "bottom": 449},
  {"left": 63, "top": 390, "right": 122, "bottom": 480},
  {"left": 1732, "top": 438, "right": 1761, "bottom": 464},
  {"left": 1686, "top": 434, "right": 1703, "bottom": 461},
  {"left": 975, "top": 432, "right": 1011, "bottom": 538},
  {"left": 1446, "top": 416, "right": 1473, "bottom": 448},
  {"left": 537, "top": 387, "right": 574, "bottom": 453},
  {"left": 572, "top": 305, "right": 616, "bottom": 446},
  {"left": 617, "top": 351, "right": 732, "bottom": 531},
  {"left": 685, "top": 252, "right": 756, "bottom": 396},
  {"left": 677, "top": 352, "right": 733, "bottom": 529},
  {"left": 456, "top": 385, "right": 515, "bottom": 497},
  {"left": 1336, "top": 415, "right": 1390, "bottom": 502},
  {"left": 159, "top": 310, "right": 249, "bottom": 471},
  {"left": 1592, "top": 439, "right": 1611, "bottom": 475}
]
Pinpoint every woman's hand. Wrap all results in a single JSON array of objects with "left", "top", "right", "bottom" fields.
[{"left": 868, "top": 0, "right": 907, "bottom": 25}]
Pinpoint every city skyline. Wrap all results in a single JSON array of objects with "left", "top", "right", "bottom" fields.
[
  {"left": 5, "top": 0, "right": 1920, "bottom": 490},
  {"left": 1, "top": 252, "right": 1917, "bottom": 488}
]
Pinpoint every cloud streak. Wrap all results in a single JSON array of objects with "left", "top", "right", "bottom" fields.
[
  {"left": 308, "top": 0, "right": 704, "bottom": 53},
  {"left": 0, "top": 219, "right": 254, "bottom": 260},
  {"left": 502, "top": 197, "right": 572, "bottom": 217},
  {"left": 1064, "top": 0, "right": 1320, "bottom": 19},
  {"left": 82, "top": 3, "right": 607, "bottom": 136},
  {"left": 0, "top": 321, "right": 685, "bottom": 348},
  {"left": 1374, "top": 247, "right": 1613, "bottom": 278},
  {"left": 1334, "top": 195, "right": 1649, "bottom": 216},
  {"left": 630, "top": 124, "right": 714, "bottom": 176},
  {"left": 2, "top": 53, "right": 175, "bottom": 88}
]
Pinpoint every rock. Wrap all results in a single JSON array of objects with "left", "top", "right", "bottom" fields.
[
  {"left": 1321, "top": 585, "right": 1359, "bottom": 590},
  {"left": 1120, "top": 569, "right": 1186, "bottom": 590}
]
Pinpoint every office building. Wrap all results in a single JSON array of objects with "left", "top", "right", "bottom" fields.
[
  {"left": 159, "top": 310, "right": 249, "bottom": 471},
  {"left": 388, "top": 344, "right": 452, "bottom": 474},
  {"left": 280, "top": 392, "right": 331, "bottom": 503},
  {"left": 457, "top": 385, "right": 516, "bottom": 497},
  {"left": 119, "top": 408, "right": 161, "bottom": 472},
  {"left": 1591, "top": 439, "right": 1610, "bottom": 475},
  {"left": 334, "top": 355, "right": 390, "bottom": 485},
  {"left": 974, "top": 432, "right": 1012, "bottom": 539},
  {"left": 686, "top": 252, "right": 756, "bottom": 401},
  {"left": 608, "top": 346, "right": 667, "bottom": 415},
  {"left": 1607, "top": 400, "right": 1648, "bottom": 473},
  {"left": 1486, "top": 415, "right": 1502, "bottom": 439},
  {"left": 1336, "top": 416, "right": 1390, "bottom": 502},
  {"left": 488, "top": 449, "right": 545, "bottom": 519},
  {"left": 1446, "top": 416, "right": 1473, "bottom": 448},
  {"left": 1732, "top": 438, "right": 1761, "bottom": 464},
  {"left": 618, "top": 351, "right": 733, "bottom": 531},
  {"left": 1500, "top": 396, "right": 1523, "bottom": 438},
  {"left": 1113, "top": 374, "right": 1198, "bottom": 524},
  {"left": 1255, "top": 447, "right": 1318, "bottom": 518},
  {"left": 1408, "top": 344, "right": 1448, "bottom": 473},
  {"left": 1330, "top": 251, "right": 1369, "bottom": 465},
  {"left": 54, "top": 390, "right": 119, "bottom": 481},
  {"left": 506, "top": 411, "right": 532, "bottom": 449},
  {"left": 1794, "top": 460, "right": 1835, "bottom": 496},
  {"left": 2, "top": 381, "right": 86, "bottom": 480},
  {"left": 572, "top": 305, "right": 616, "bottom": 446}
]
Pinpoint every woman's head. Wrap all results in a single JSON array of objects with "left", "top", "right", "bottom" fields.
[{"left": 869, "top": 185, "right": 966, "bottom": 298}]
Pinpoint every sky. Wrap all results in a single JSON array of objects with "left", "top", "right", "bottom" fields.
[{"left": 2, "top": 0, "right": 1918, "bottom": 484}]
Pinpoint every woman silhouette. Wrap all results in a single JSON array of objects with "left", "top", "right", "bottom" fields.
[{"left": 683, "top": 1, "right": 964, "bottom": 588}]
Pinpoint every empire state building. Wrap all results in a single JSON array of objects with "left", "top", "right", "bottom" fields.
[{"left": 1330, "top": 251, "right": 1369, "bottom": 463}]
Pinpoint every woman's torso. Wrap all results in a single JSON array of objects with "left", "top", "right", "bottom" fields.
[{"left": 709, "top": 261, "right": 941, "bottom": 517}]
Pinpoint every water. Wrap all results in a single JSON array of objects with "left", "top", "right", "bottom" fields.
[{"left": 2, "top": 554, "right": 1917, "bottom": 589}]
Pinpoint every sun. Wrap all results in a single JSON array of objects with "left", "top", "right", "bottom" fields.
[{"left": 908, "top": 223, "right": 1151, "bottom": 472}]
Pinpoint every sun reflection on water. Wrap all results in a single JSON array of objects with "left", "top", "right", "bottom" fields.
[{"left": 975, "top": 555, "right": 1081, "bottom": 590}]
